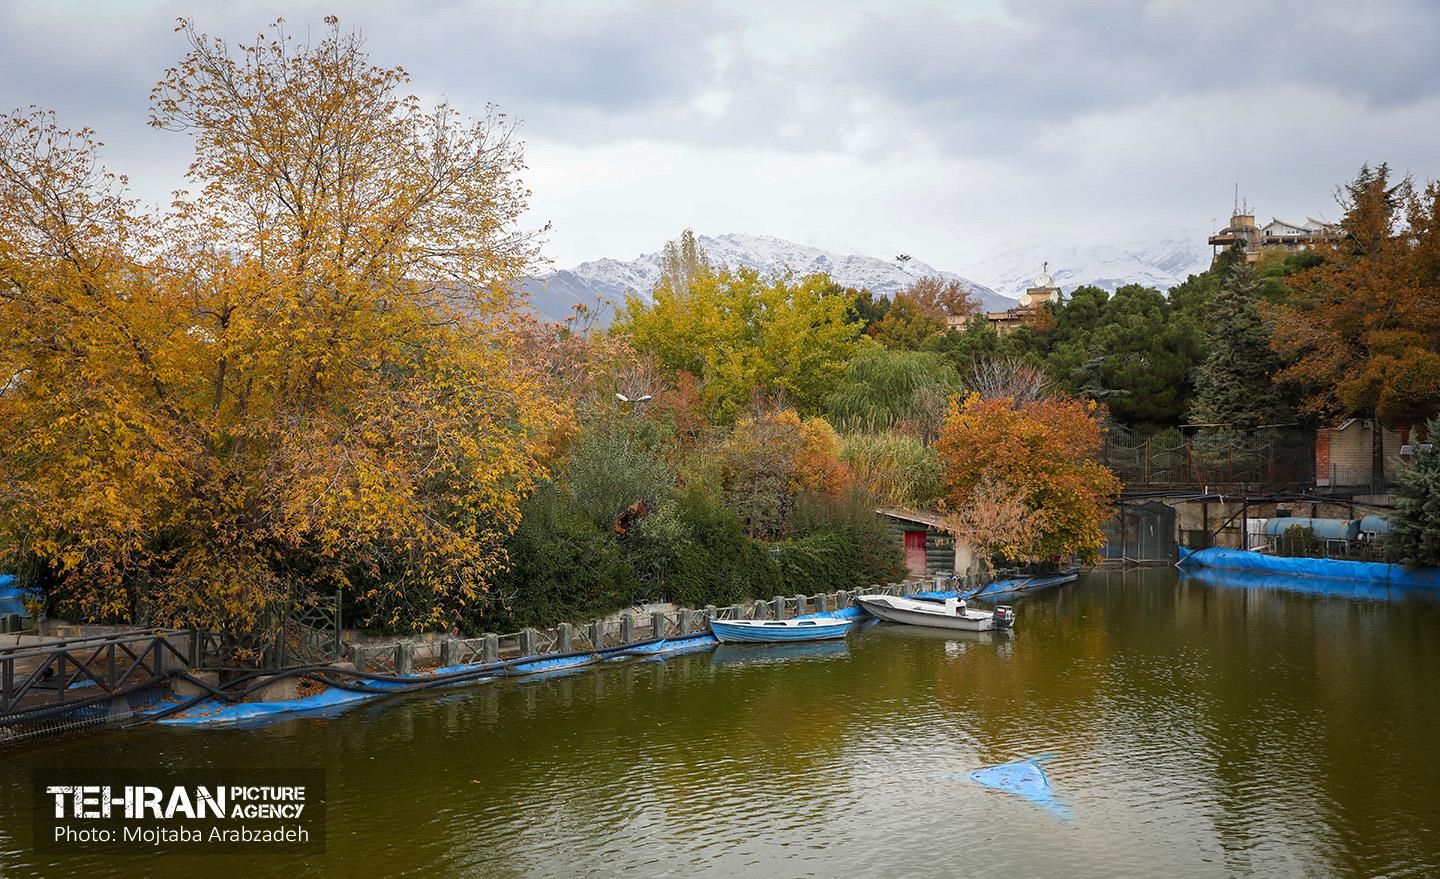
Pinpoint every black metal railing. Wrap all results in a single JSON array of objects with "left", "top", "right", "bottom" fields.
[
  {"left": 0, "top": 631, "right": 193, "bottom": 721},
  {"left": 1102, "top": 425, "right": 1315, "bottom": 490}
]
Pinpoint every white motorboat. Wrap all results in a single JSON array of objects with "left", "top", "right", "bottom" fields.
[{"left": 855, "top": 594, "right": 1015, "bottom": 632}]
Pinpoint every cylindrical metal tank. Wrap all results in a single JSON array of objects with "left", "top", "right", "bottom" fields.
[{"left": 1260, "top": 517, "right": 1360, "bottom": 541}]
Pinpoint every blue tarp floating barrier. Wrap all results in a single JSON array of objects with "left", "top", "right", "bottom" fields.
[
  {"left": 158, "top": 632, "right": 719, "bottom": 727},
  {"left": 1177, "top": 546, "right": 1440, "bottom": 590}
]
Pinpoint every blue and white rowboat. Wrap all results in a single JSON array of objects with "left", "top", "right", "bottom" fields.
[{"left": 708, "top": 617, "right": 854, "bottom": 643}]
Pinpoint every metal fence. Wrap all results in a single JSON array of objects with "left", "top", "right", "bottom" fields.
[
  {"left": 1103, "top": 425, "right": 1314, "bottom": 490},
  {"left": 0, "top": 630, "right": 196, "bottom": 743}
]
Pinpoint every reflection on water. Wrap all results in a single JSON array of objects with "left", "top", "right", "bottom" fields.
[
  {"left": 1180, "top": 563, "right": 1440, "bottom": 603},
  {"left": 3, "top": 567, "right": 1439, "bottom": 878},
  {"left": 709, "top": 640, "right": 851, "bottom": 668}
]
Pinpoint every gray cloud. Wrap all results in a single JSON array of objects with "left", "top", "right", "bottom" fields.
[
  {"left": 834, "top": 0, "right": 1440, "bottom": 152},
  {"left": 0, "top": 0, "right": 1437, "bottom": 269}
]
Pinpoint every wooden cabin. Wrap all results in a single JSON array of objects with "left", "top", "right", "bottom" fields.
[{"left": 876, "top": 508, "right": 975, "bottom": 579}]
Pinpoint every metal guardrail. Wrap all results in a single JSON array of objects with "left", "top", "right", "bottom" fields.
[{"left": 1, "top": 631, "right": 193, "bottom": 722}]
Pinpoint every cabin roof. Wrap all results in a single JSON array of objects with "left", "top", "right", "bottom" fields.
[{"left": 876, "top": 507, "right": 950, "bottom": 530}]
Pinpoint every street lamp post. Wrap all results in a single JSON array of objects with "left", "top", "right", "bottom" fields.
[{"left": 615, "top": 392, "right": 653, "bottom": 416}]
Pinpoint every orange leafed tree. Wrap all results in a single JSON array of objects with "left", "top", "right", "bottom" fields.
[
  {"left": 943, "top": 478, "right": 1036, "bottom": 574},
  {"left": 1270, "top": 165, "right": 1440, "bottom": 476},
  {"left": 869, "top": 275, "right": 980, "bottom": 349},
  {"left": 935, "top": 393, "right": 1120, "bottom": 563},
  {"left": 720, "top": 408, "right": 851, "bottom": 538},
  {"left": 0, "top": 19, "right": 561, "bottom": 635}
]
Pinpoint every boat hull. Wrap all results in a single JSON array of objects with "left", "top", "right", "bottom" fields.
[
  {"left": 855, "top": 596, "right": 997, "bottom": 632},
  {"left": 708, "top": 618, "right": 854, "bottom": 643},
  {"left": 970, "top": 569, "right": 1079, "bottom": 601}
]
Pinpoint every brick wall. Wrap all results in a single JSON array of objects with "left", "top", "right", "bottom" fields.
[{"left": 1316, "top": 421, "right": 1404, "bottom": 487}]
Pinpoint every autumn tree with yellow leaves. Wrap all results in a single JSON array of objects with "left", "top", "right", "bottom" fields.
[
  {"left": 616, "top": 231, "right": 863, "bottom": 423},
  {"left": 0, "top": 19, "right": 561, "bottom": 635}
]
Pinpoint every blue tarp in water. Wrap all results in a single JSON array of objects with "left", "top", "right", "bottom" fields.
[
  {"left": 968, "top": 756, "right": 1070, "bottom": 819},
  {"left": 159, "top": 632, "right": 719, "bottom": 727},
  {"left": 938, "top": 754, "right": 1070, "bottom": 820},
  {"left": 1177, "top": 546, "right": 1440, "bottom": 590}
]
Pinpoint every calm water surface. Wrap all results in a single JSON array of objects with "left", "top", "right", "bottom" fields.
[{"left": 3, "top": 568, "right": 1439, "bottom": 878}]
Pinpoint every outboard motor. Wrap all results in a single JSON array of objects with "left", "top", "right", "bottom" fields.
[{"left": 992, "top": 605, "right": 1015, "bottom": 629}]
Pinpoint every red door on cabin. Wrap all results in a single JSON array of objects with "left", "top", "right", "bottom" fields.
[{"left": 903, "top": 530, "right": 927, "bottom": 578}]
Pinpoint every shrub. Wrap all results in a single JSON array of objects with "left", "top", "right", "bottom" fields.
[
  {"left": 634, "top": 489, "right": 782, "bottom": 608},
  {"left": 790, "top": 489, "right": 905, "bottom": 587},
  {"left": 1276, "top": 525, "right": 1319, "bottom": 558},
  {"left": 840, "top": 431, "right": 942, "bottom": 509},
  {"left": 566, "top": 419, "right": 675, "bottom": 533},
  {"left": 772, "top": 531, "right": 860, "bottom": 593},
  {"left": 471, "top": 483, "right": 637, "bottom": 633}
]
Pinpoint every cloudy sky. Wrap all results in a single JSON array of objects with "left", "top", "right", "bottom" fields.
[{"left": 3, "top": 0, "right": 1438, "bottom": 272}]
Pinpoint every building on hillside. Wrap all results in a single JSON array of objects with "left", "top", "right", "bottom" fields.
[
  {"left": 982, "top": 265, "right": 1063, "bottom": 335},
  {"left": 1207, "top": 206, "right": 1336, "bottom": 262},
  {"left": 876, "top": 508, "right": 976, "bottom": 580}
]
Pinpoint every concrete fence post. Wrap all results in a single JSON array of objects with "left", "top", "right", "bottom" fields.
[
  {"left": 794, "top": 594, "right": 807, "bottom": 615},
  {"left": 557, "top": 622, "right": 574, "bottom": 653},
  {"left": 349, "top": 644, "right": 369, "bottom": 673},
  {"left": 520, "top": 628, "right": 539, "bottom": 657},
  {"left": 651, "top": 611, "right": 668, "bottom": 640},
  {"left": 589, "top": 619, "right": 604, "bottom": 648},
  {"left": 396, "top": 641, "right": 414, "bottom": 676},
  {"left": 704, "top": 604, "right": 718, "bottom": 621},
  {"left": 440, "top": 639, "right": 459, "bottom": 668},
  {"left": 751, "top": 600, "right": 767, "bottom": 620},
  {"left": 482, "top": 633, "right": 499, "bottom": 663},
  {"left": 619, "top": 613, "right": 634, "bottom": 644}
]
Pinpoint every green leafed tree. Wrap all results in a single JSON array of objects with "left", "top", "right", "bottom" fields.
[
  {"left": 1040, "top": 284, "right": 1206, "bottom": 425},
  {"left": 616, "top": 233, "right": 861, "bottom": 422},
  {"left": 823, "top": 344, "right": 960, "bottom": 438},
  {"left": 1390, "top": 417, "right": 1440, "bottom": 567},
  {"left": 1187, "top": 261, "right": 1289, "bottom": 429}
]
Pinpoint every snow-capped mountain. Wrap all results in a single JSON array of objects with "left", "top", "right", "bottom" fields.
[
  {"left": 964, "top": 237, "right": 1214, "bottom": 301},
  {"left": 520, "top": 233, "right": 1011, "bottom": 324}
]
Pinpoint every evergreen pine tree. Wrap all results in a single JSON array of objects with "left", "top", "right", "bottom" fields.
[
  {"left": 1187, "top": 262, "right": 1287, "bottom": 429},
  {"left": 1391, "top": 418, "right": 1440, "bottom": 568}
]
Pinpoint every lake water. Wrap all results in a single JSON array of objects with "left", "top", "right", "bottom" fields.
[{"left": 3, "top": 568, "right": 1439, "bottom": 877}]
